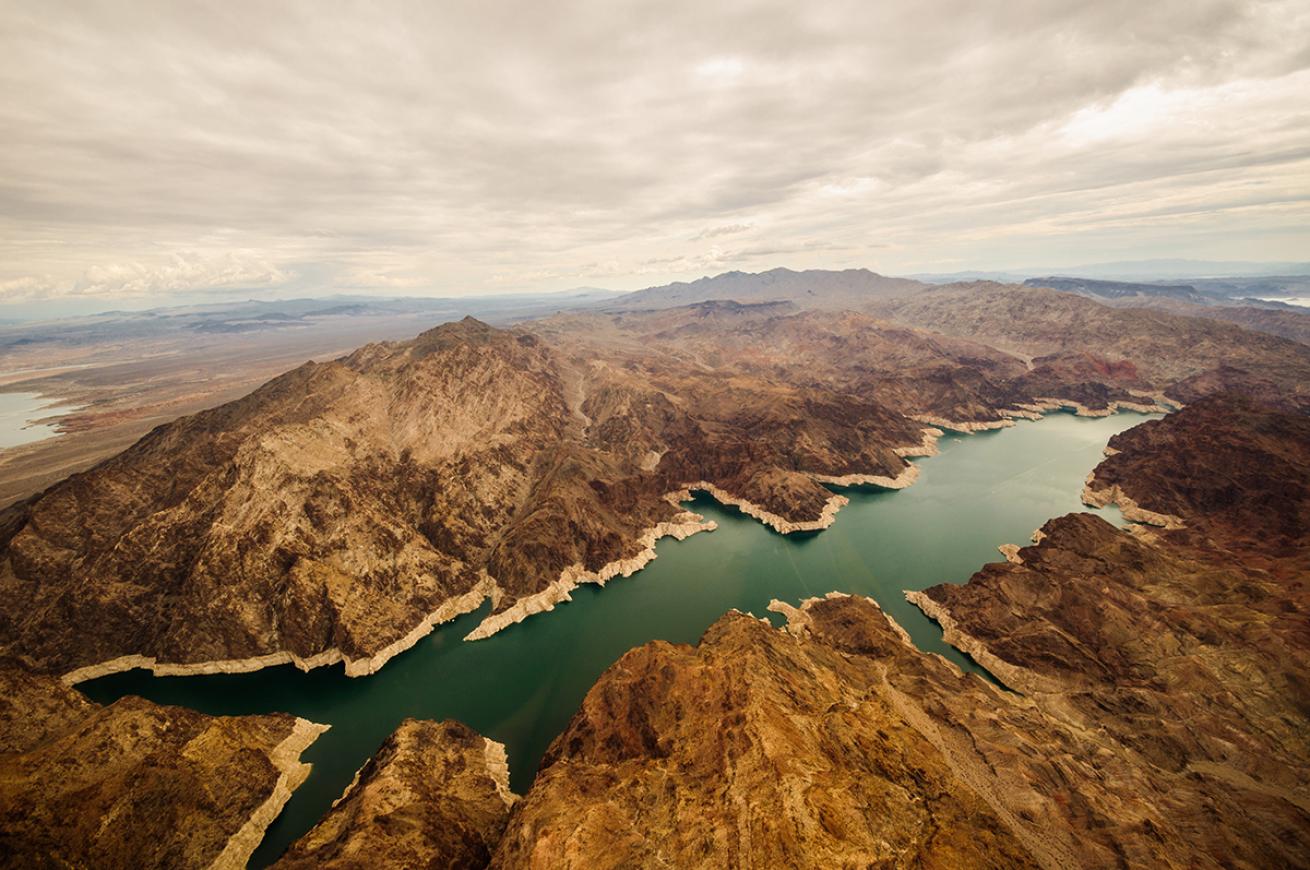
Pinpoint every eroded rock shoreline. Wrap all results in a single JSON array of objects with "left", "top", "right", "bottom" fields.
[{"left": 58, "top": 405, "right": 1164, "bottom": 682}]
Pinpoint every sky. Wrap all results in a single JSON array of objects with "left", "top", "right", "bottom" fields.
[{"left": 2, "top": 0, "right": 1309, "bottom": 313}]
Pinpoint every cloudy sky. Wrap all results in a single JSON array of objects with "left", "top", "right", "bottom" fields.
[{"left": 2, "top": 0, "right": 1308, "bottom": 311}]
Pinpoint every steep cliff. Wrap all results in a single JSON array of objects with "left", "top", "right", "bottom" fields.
[
  {"left": 0, "top": 667, "right": 326, "bottom": 869},
  {"left": 275, "top": 719, "right": 515, "bottom": 869}
]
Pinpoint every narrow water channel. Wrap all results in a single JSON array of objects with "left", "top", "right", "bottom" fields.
[{"left": 80, "top": 410, "right": 1158, "bottom": 866}]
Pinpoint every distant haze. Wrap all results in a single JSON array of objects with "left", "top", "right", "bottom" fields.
[{"left": 2, "top": 1, "right": 1308, "bottom": 315}]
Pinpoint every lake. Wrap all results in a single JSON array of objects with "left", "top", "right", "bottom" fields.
[
  {"left": 0, "top": 391, "right": 76, "bottom": 449},
  {"left": 80, "top": 410, "right": 1159, "bottom": 866}
]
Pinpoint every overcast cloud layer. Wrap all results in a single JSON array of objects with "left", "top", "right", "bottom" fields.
[{"left": 2, "top": 0, "right": 1308, "bottom": 307}]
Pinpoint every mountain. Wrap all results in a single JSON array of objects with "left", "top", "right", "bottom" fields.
[
  {"left": 914, "top": 259, "right": 1310, "bottom": 283},
  {"left": 864, "top": 281, "right": 1310, "bottom": 409},
  {"left": 1015, "top": 276, "right": 1310, "bottom": 345},
  {"left": 608, "top": 267, "right": 925, "bottom": 310},
  {"left": 0, "top": 666, "right": 325, "bottom": 868},
  {"left": 273, "top": 719, "right": 514, "bottom": 869},
  {"left": 3, "top": 270, "right": 1310, "bottom": 866},
  {"left": 264, "top": 397, "right": 1310, "bottom": 868},
  {"left": 5, "top": 290, "right": 1310, "bottom": 684},
  {"left": 1022, "top": 275, "right": 1214, "bottom": 303}
]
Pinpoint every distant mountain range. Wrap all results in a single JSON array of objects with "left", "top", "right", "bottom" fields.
[
  {"left": 0, "top": 290, "right": 624, "bottom": 352},
  {"left": 910, "top": 258, "right": 1310, "bottom": 284},
  {"left": 606, "top": 267, "right": 922, "bottom": 310}
]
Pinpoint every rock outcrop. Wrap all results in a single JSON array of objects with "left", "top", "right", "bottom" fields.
[
  {"left": 867, "top": 282, "right": 1310, "bottom": 410},
  {"left": 2, "top": 284, "right": 1305, "bottom": 691},
  {"left": 274, "top": 719, "right": 515, "bottom": 869},
  {"left": 0, "top": 667, "right": 326, "bottom": 869},
  {"left": 1088, "top": 394, "right": 1310, "bottom": 570},
  {"left": 0, "top": 300, "right": 1132, "bottom": 680},
  {"left": 487, "top": 396, "right": 1310, "bottom": 868},
  {"left": 492, "top": 599, "right": 1043, "bottom": 869}
]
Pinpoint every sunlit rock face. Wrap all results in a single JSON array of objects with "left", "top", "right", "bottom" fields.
[
  {"left": 0, "top": 666, "right": 326, "bottom": 869},
  {"left": 275, "top": 719, "right": 516, "bottom": 869}
]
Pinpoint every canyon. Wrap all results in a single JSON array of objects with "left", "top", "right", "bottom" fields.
[{"left": 1, "top": 271, "right": 1308, "bottom": 866}]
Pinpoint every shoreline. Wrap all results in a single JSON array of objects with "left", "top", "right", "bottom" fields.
[
  {"left": 1080, "top": 473, "right": 1186, "bottom": 529},
  {"left": 463, "top": 499, "right": 717, "bottom": 641},
  {"left": 62, "top": 579, "right": 497, "bottom": 686},
  {"left": 209, "top": 717, "right": 329, "bottom": 870},
  {"left": 483, "top": 737, "right": 519, "bottom": 808},
  {"left": 63, "top": 397, "right": 1168, "bottom": 682},
  {"left": 904, "top": 590, "right": 1063, "bottom": 696}
]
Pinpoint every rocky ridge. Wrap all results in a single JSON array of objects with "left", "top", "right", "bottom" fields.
[
  {"left": 280, "top": 397, "right": 1310, "bottom": 868},
  {"left": 0, "top": 666, "right": 326, "bottom": 869},
  {"left": 1, "top": 294, "right": 1201, "bottom": 683},
  {"left": 5, "top": 285, "right": 1305, "bottom": 684},
  {"left": 274, "top": 719, "right": 516, "bottom": 869}
]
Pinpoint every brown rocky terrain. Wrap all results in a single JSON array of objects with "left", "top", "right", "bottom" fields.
[
  {"left": 275, "top": 719, "right": 516, "bottom": 869},
  {"left": 493, "top": 599, "right": 1042, "bottom": 869},
  {"left": 1190, "top": 303, "right": 1310, "bottom": 344},
  {"left": 866, "top": 282, "right": 1310, "bottom": 410},
  {"left": 3, "top": 285, "right": 1305, "bottom": 685},
  {"left": 1096, "top": 296, "right": 1310, "bottom": 346},
  {"left": 0, "top": 312, "right": 930, "bottom": 679},
  {"left": 491, "top": 585, "right": 1308, "bottom": 868},
  {"left": 488, "top": 396, "right": 1310, "bottom": 868},
  {"left": 0, "top": 280, "right": 1306, "bottom": 867},
  {"left": 1016, "top": 275, "right": 1310, "bottom": 346},
  {"left": 0, "top": 665, "right": 326, "bottom": 869},
  {"left": 240, "top": 403, "right": 1310, "bottom": 869},
  {"left": 1088, "top": 394, "right": 1310, "bottom": 571}
]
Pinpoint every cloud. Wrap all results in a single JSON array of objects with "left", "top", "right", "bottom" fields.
[
  {"left": 73, "top": 252, "right": 292, "bottom": 298},
  {"left": 0, "top": 0, "right": 1307, "bottom": 307},
  {"left": 691, "top": 223, "right": 753, "bottom": 241},
  {"left": 0, "top": 275, "right": 60, "bottom": 303},
  {"left": 0, "top": 252, "right": 292, "bottom": 301}
]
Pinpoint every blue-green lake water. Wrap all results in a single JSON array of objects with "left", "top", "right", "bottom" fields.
[{"left": 80, "top": 410, "right": 1158, "bottom": 866}]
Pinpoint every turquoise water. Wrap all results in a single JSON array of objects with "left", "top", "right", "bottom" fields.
[{"left": 79, "top": 411, "right": 1157, "bottom": 866}]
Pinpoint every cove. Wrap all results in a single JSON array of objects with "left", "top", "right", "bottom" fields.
[{"left": 79, "top": 410, "right": 1159, "bottom": 866}]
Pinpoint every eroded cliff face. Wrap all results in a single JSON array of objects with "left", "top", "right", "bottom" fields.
[
  {"left": 0, "top": 300, "right": 1174, "bottom": 681},
  {"left": 910, "top": 397, "right": 1310, "bottom": 867},
  {"left": 275, "top": 719, "right": 516, "bottom": 869},
  {"left": 0, "top": 667, "right": 326, "bottom": 869},
  {"left": 493, "top": 581, "right": 1307, "bottom": 868},
  {"left": 1088, "top": 394, "right": 1310, "bottom": 572},
  {"left": 486, "top": 397, "right": 1310, "bottom": 869},
  {"left": 867, "top": 282, "right": 1310, "bottom": 411},
  {"left": 0, "top": 293, "right": 1299, "bottom": 686},
  {"left": 491, "top": 599, "right": 1042, "bottom": 869}
]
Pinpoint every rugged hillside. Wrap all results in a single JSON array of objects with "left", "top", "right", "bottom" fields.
[
  {"left": 1024, "top": 275, "right": 1213, "bottom": 303},
  {"left": 494, "top": 599, "right": 1042, "bottom": 869},
  {"left": 2, "top": 391, "right": 1306, "bottom": 867},
  {"left": 0, "top": 318, "right": 575, "bottom": 678},
  {"left": 868, "top": 282, "right": 1310, "bottom": 409},
  {"left": 256, "top": 396, "right": 1303, "bottom": 869},
  {"left": 1190, "top": 303, "right": 1310, "bottom": 345},
  {"left": 4, "top": 289, "right": 1302, "bottom": 683},
  {"left": 275, "top": 719, "right": 515, "bottom": 869},
  {"left": 0, "top": 309, "right": 967, "bottom": 679},
  {"left": 1087, "top": 394, "right": 1310, "bottom": 576},
  {"left": 1021, "top": 275, "right": 1310, "bottom": 345},
  {"left": 492, "top": 579, "right": 1308, "bottom": 868},
  {"left": 492, "top": 397, "right": 1310, "bottom": 868},
  {"left": 0, "top": 667, "right": 325, "bottom": 869}
]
